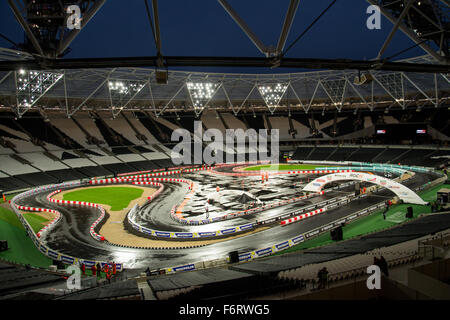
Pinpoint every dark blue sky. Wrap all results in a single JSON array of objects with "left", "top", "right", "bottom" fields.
[{"left": 0, "top": 0, "right": 426, "bottom": 73}]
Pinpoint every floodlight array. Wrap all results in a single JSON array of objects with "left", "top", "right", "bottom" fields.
[
  {"left": 257, "top": 83, "right": 288, "bottom": 108},
  {"left": 16, "top": 69, "right": 63, "bottom": 108},
  {"left": 186, "top": 82, "right": 220, "bottom": 108},
  {"left": 108, "top": 81, "right": 145, "bottom": 96}
]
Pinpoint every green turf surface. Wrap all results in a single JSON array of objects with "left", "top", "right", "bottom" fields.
[
  {"left": 23, "top": 213, "right": 51, "bottom": 234},
  {"left": 63, "top": 186, "right": 144, "bottom": 211},
  {"left": 0, "top": 207, "right": 52, "bottom": 268},
  {"left": 0, "top": 206, "right": 24, "bottom": 229},
  {"left": 244, "top": 164, "right": 329, "bottom": 171},
  {"left": 274, "top": 183, "right": 450, "bottom": 255}
]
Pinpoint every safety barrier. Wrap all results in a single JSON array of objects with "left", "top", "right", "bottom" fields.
[
  {"left": 281, "top": 208, "right": 326, "bottom": 225},
  {"left": 15, "top": 204, "right": 61, "bottom": 238},
  {"left": 46, "top": 189, "right": 106, "bottom": 241},
  {"left": 10, "top": 182, "right": 123, "bottom": 271},
  {"left": 170, "top": 191, "right": 324, "bottom": 225},
  {"left": 127, "top": 203, "right": 257, "bottom": 239},
  {"left": 171, "top": 168, "right": 361, "bottom": 225}
]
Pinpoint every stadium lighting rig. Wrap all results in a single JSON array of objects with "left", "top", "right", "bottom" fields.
[
  {"left": 107, "top": 79, "right": 147, "bottom": 117},
  {"left": 14, "top": 68, "right": 63, "bottom": 117},
  {"left": 186, "top": 82, "right": 221, "bottom": 115},
  {"left": 108, "top": 80, "right": 145, "bottom": 95},
  {"left": 257, "top": 83, "right": 289, "bottom": 113}
]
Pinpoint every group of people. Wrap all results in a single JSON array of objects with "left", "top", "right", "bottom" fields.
[{"left": 80, "top": 261, "right": 117, "bottom": 283}]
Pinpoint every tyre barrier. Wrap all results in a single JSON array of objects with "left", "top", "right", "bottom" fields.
[
  {"left": 15, "top": 204, "right": 61, "bottom": 238},
  {"left": 104, "top": 240, "right": 208, "bottom": 250},
  {"left": 10, "top": 182, "right": 123, "bottom": 272},
  {"left": 171, "top": 191, "right": 325, "bottom": 225},
  {"left": 154, "top": 189, "right": 408, "bottom": 275},
  {"left": 232, "top": 164, "right": 355, "bottom": 176},
  {"left": 171, "top": 169, "right": 364, "bottom": 226},
  {"left": 46, "top": 189, "right": 106, "bottom": 241},
  {"left": 128, "top": 209, "right": 258, "bottom": 240},
  {"left": 130, "top": 193, "right": 350, "bottom": 240},
  {"left": 280, "top": 208, "right": 326, "bottom": 225},
  {"left": 116, "top": 165, "right": 213, "bottom": 181}
]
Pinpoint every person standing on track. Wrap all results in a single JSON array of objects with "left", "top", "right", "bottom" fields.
[
  {"left": 106, "top": 271, "right": 112, "bottom": 284},
  {"left": 91, "top": 264, "right": 96, "bottom": 277},
  {"left": 205, "top": 201, "right": 209, "bottom": 219}
]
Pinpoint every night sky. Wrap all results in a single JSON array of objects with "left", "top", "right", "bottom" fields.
[{"left": 0, "top": 0, "right": 426, "bottom": 73}]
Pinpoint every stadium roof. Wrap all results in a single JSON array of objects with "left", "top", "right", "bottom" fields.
[
  {"left": 0, "top": 1, "right": 448, "bottom": 118},
  {"left": 0, "top": 49, "right": 448, "bottom": 118}
]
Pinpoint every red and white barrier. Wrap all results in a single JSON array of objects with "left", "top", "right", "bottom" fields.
[
  {"left": 46, "top": 189, "right": 105, "bottom": 241},
  {"left": 280, "top": 208, "right": 326, "bottom": 226},
  {"left": 15, "top": 203, "right": 61, "bottom": 238}
]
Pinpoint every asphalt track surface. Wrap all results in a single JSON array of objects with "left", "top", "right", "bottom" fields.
[{"left": 15, "top": 166, "right": 436, "bottom": 271}]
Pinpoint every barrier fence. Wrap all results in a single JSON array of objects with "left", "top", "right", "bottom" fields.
[
  {"left": 150, "top": 164, "right": 446, "bottom": 275},
  {"left": 8, "top": 161, "right": 444, "bottom": 273},
  {"left": 10, "top": 181, "right": 123, "bottom": 272}
]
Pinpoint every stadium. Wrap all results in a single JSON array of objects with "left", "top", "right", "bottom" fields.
[{"left": 0, "top": 0, "right": 449, "bottom": 305}]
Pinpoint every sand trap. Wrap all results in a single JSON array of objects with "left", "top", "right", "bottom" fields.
[{"left": 51, "top": 184, "right": 268, "bottom": 248}]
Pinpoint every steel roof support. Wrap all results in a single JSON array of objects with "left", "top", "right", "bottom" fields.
[
  {"left": 217, "top": 0, "right": 269, "bottom": 56},
  {"left": 277, "top": 0, "right": 301, "bottom": 55},
  {"left": 345, "top": 77, "right": 370, "bottom": 109},
  {"left": 221, "top": 85, "right": 235, "bottom": 114},
  {"left": 288, "top": 83, "right": 307, "bottom": 113},
  {"left": 237, "top": 84, "right": 257, "bottom": 114},
  {"left": 68, "top": 68, "right": 116, "bottom": 117},
  {"left": 57, "top": 0, "right": 107, "bottom": 57},
  {"left": 0, "top": 71, "right": 12, "bottom": 86},
  {"left": 148, "top": 79, "right": 157, "bottom": 115},
  {"left": 152, "top": 0, "right": 163, "bottom": 57},
  {"left": 376, "top": 0, "right": 415, "bottom": 60},
  {"left": 157, "top": 81, "right": 187, "bottom": 117},
  {"left": 370, "top": 72, "right": 405, "bottom": 108},
  {"left": 401, "top": 72, "right": 438, "bottom": 107},
  {"left": 307, "top": 80, "right": 321, "bottom": 113},
  {"left": 8, "top": 0, "right": 44, "bottom": 57},
  {"left": 367, "top": 0, "right": 447, "bottom": 63},
  {"left": 320, "top": 79, "right": 347, "bottom": 112},
  {"left": 63, "top": 71, "right": 69, "bottom": 117}
]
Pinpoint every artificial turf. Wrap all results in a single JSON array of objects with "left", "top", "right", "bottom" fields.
[
  {"left": 274, "top": 183, "right": 450, "bottom": 255},
  {"left": 0, "top": 186, "right": 144, "bottom": 268},
  {"left": 0, "top": 206, "right": 52, "bottom": 268},
  {"left": 62, "top": 186, "right": 144, "bottom": 211},
  {"left": 244, "top": 164, "right": 329, "bottom": 171}
]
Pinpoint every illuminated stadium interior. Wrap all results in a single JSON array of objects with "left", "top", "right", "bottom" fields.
[{"left": 0, "top": 0, "right": 449, "bottom": 304}]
